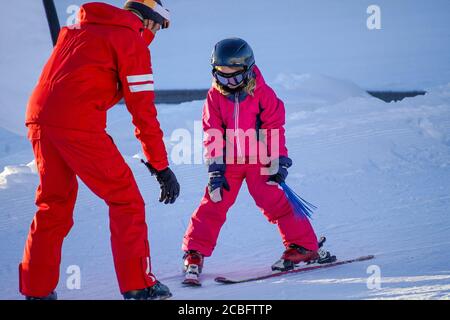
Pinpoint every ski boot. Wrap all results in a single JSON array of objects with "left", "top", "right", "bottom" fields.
[
  {"left": 271, "top": 236, "right": 336, "bottom": 271},
  {"left": 25, "top": 291, "right": 57, "bottom": 300},
  {"left": 182, "top": 250, "right": 204, "bottom": 287},
  {"left": 271, "top": 244, "right": 320, "bottom": 271},
  {"left": 123, "top": 281, "right": 172, "bottom": 300}
]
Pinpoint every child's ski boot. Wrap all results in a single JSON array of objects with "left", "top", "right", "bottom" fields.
[
  {"left": 271, "top": 236, "right": 336, "bottom": 271},
  {"left": 182, "top": 250, "right": 204, "bottom": 287}
]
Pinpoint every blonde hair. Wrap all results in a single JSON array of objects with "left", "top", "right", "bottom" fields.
[{"left": 245, "top": 77, "right": 256, "bottom": 96}]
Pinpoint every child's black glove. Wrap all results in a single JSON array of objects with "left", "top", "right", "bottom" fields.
[
  {"left": 141, "top": 160, "right": 180, "bottom": 204},
  {"left": 207, "top": 162, "right": 230, "bottom": 203},
  {"left": 267, "top": 156, "right": 293, "bottom": 185}
]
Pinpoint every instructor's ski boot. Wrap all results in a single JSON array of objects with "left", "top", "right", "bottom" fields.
[
  {"left": 25, "top": 291, "right": 57, "bottom": 300},
  {"left": 182, "top": 250, "right": 204, "bottom": 286},
  {"left": 123, "top": 281, "right": 172, "bottom": 300}
]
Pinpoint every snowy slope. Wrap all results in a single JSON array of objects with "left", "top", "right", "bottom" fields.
[{"left": 1, "top": 76, "right": 449, "bottom": 300}]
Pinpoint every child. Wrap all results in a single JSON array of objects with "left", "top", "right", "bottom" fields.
[{"left": 181, "top": 38, "right": 320, "bottom": 284}]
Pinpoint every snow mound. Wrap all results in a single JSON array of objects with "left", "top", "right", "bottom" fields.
[
  {"left": 272, "top": 73, "right": 370, "bottom": 107},
  {"left": 427, "top": 83, "right": 450, "bottom": 98},
  {"left": 393, "top": 82, "right": 450, "bottom": 147},
  {"left": 0, "top": 160, "right": 37, "bottom": 189}
]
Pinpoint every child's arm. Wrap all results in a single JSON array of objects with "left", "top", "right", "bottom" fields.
[
  {"left": 203, "top": 90, "right": 228, "bottom": 202},
  {"left": 259, "top": 85, "right": 288, "bottom": 159},
  {"left": 202, "top": 89, "right": 225, "bottom": 163}
]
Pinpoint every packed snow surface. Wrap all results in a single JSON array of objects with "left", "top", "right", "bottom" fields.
[{"left": 1, "top": 76, "right": 449, "bottom": 299}]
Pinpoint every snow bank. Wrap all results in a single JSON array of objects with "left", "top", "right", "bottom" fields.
[
  {"left": 273, "top": 73, "right": 370, "bottom": 106},
  {"left": 0, "top": 160, "right": 37, "bottom": 189}
]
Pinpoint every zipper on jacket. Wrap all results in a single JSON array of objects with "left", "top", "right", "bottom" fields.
[{"left": 234, "top": 93, "right": 243, "bottom": 158}]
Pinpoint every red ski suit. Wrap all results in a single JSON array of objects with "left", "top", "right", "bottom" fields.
[
  {"left": 20, "top": 2, "right": 167, "bottom": 296},
  {"left": 182, "top": 67, "right": 318, "bottom": 257}
]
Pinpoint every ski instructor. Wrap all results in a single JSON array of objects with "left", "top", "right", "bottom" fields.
[{"left": 19, "top": 0, "right": 179, "bottom": 300}]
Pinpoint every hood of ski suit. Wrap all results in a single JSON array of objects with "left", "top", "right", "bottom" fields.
[
  {"left": 203, "top": 65, "right": 288, "bottom": 165},
  {"left": 78, "top": 2, "right": 155, "bottom": 45}
]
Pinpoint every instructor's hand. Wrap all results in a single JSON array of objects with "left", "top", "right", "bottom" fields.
[{"left": 142, "top": 160, "right": 180, "bottom": 204}]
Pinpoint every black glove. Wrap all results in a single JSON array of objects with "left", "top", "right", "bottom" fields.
[
  {"left": 267, "top": 156, "right": 293, "bottom": 184},
  {"left": 207, "top": 162, "right": 230, "bottom": 203},
  {"left": 141, "top": 160, "right": 180, "bottom": 204}
]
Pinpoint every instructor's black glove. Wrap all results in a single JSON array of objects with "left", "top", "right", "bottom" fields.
[
  {"left": 208, "top": 162, "right": 230, "bottom": 203},
  {"left": 267, "top": 156, "right": 293, "bottom": 185},
  {"left": 141, "top": 160, "right": 180, "bottom": 204}
]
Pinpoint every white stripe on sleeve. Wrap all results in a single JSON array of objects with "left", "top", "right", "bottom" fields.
[
  {"left": 127, "top": 74, "right": 154, "bottom": 83},
  {"left": 129, "top": 83, "right": 154, "bottom": 93}
]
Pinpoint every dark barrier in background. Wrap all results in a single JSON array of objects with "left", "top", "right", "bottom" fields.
[{"left": 152, "top": 90, "right": 427, "bottom": 104}]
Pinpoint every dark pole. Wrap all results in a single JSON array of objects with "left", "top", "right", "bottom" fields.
[{"left": 42, "top": 0, "right": 60, "bottom": 46}]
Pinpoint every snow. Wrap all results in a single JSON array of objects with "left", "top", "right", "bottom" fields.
[
  {"left": 1, "top": 75, "right": 450, "bottom": 299},
  {"left": 0, "top": 161, "right": 37, "bottom": 189},
  {"left": 0, "top": 0, "right": 52, "bottom": 135},
  {"left": 0, "top": 0, "right": 450, "bottom": 300},
  {"left": 273, "top": 73, "right": 370, "bottom": 107}
]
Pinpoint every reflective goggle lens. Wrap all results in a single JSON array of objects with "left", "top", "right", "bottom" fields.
[{"left": 214, "top": 70, "right": 246, "bottom": 87}]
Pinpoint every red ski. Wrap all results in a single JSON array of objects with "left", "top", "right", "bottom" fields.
[{"left": 214, "top": 255, "right": 375, "bottom": 284}]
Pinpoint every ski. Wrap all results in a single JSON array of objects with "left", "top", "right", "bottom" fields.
[{"left": 214, "top": 255, "right": 375, "bottom": 284}]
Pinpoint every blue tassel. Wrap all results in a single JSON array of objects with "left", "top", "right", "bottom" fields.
[{"left": 280, "top": 182, "right": 317, "bottom": 220}]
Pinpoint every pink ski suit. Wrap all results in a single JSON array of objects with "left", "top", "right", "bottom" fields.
[{"left": 182, "top": 66, "right": 318, "bottom": 256}]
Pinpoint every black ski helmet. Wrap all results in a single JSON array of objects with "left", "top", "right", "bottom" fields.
[
  {"left": 124, "top": 0, "right": 170, "bottom": 28},
  {"left": 211, "top": 38, "right": 255, "bottom": 70}
]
